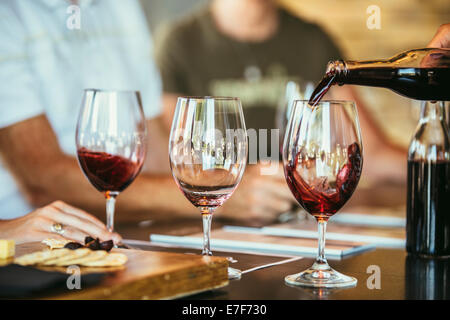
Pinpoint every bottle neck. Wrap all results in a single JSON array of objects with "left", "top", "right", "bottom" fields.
[
  {"left": 325, "top": 60, "right": 348, "bottom": 78},
  {"left": 420, "top": 101, "right": 445, "bottom": 123},
  {"left": 326, "top": 59, "right": 389, "bottom": 87},
  {"left": 327, "top": 48, "right": 450, "bottom": 81},
  {"left": 322, "top": 49, "right": 450, "bottom": 101},
  {"left": 409, "top": 101, "right": 450, "bottom": 162}
]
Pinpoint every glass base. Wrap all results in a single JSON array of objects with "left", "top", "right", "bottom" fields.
[
  {"left": 228, "top": 267, "right": 242, "bottom": 280},
  {"left": 285, "top": 262, "right": 357, "bottom": 288}
]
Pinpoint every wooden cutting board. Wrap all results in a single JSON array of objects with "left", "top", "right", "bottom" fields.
[{"left": 13, "top": 243, "right": 229, "bottom": 300}]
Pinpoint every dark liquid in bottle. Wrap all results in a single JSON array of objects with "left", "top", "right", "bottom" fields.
[
  {"left": 309, "top": 67, "right": 450, "bottom": 106},
  {"left": 405, "top": 255, "right": 450, "bottom": 299},
  {"left": 406, "top": 160, "right": 450, "bottom": 257}
]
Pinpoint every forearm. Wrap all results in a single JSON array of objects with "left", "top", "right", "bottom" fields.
[
  {"left": 27, "top": 154, "right": 196, "bottom": 222},
  {"left": 0, "top": 115, "right": 196, "bottom": 223},
  {"left": 0, "top": 215, "right": 28, "bottom": 243},
  {"left": 0, "top": 219, "right": 12, "bottom": 236},
  {"left": 0, "top": 219, "right": 22, "bottom": 243}
]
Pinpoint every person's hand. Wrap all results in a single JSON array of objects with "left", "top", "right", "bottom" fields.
[
  {"left": 0, "top": 201, "right": 122, "bottom": 244},
  {"left": 216, "top": 163, "right": 295, "bottom": 225},
  {"left": 427, "top": 23, "right": 450, "bottom": 48}
]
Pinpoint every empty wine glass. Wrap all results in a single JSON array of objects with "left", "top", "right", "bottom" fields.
[
  {"left": 76, "top": 89, "right": 146, "bottom": 234},
  {"left": 169, "top": 96, "right": 248, "bottom": 280},
  {"left": 283, "top": 100, "right": 363, "bottom": 288}
]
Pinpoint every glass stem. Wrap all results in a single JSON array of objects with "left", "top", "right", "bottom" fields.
[
  {"left": 105, "top": 191, "right": 118, "bottom": 233},
  {"left": 316, "top": 219, "right": 328, "bottom": 266},
  {"left": 201, "top": 208, "right": 213, "bottom": 256}
]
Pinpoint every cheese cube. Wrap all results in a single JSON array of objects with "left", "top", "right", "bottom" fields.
[{"left": 0, "top": 240, "right": 15, "bottom": 259}]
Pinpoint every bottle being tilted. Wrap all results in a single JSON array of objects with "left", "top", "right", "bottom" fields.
[
  {"left": 309, "top": 48, "right": 450, "bottom": 106},
  {"left": 308, "top": 48, "right": 450, "bottom": 257}
]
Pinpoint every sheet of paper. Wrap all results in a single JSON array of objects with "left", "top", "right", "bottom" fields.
[{"left": 149, "top": 229, "right": 375, "bottom": 260}]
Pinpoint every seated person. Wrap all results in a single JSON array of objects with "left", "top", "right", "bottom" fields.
[
  {"left": 0, "top": 0, "right": 202, "bottom": 226},
  {"left": 154, "top": 0, "right": 408, "bottom": 219}
]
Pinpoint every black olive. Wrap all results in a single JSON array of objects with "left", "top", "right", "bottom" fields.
[
  {"left": 100, "top": 240, "right": 114, "bottom": 252},
  {"left": 86, "top": 238, "right": 101, "bottom": 250},
  {"left": 84, "top": 236, "right": 95, "bottom": 245},
  {"left": 64, "top": 242, "right": 83, "bottom": 250}
]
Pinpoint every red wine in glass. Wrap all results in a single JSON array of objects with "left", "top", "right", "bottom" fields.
[
  {"left": 77, "top": 148, "right": 143, "bottom": 193},
  {"left": 282, "top": 100, "right": 362, "bottom": 288},
  {"left": 285, "top": 143, "right": 362, "bottom": 220},
  {"left": 76, "top": 89, "right": 146, "bottom": 233}
]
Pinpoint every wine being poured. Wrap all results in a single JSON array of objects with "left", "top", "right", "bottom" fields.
[
  {"left": 307, "top": 48, "right": 450, "bottom": 258},
  {"left": 283, "top": 100, "right": 363, "bottom": 288},
  {"left": 309, "top": 48, "right": 450, "bottom": 106}
]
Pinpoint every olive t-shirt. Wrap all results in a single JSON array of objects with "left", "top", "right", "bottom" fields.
[{"left": 155, "top": 7, "right": 342, "bottom": 146}]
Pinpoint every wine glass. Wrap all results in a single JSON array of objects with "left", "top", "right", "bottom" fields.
[
  {"left": 76, "top": 89, "right": 146, "bottom": 233},
  {"left": 282, "top": 100, "right": 363, "bottom": 288},
  {"left": 169, "top": 96, "right": 248, "bottom": 280}
]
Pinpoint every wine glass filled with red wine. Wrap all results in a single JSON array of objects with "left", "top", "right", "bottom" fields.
[
  {"left": 76, "top": 89, "right": 146, "bottom": 233},
  {"left": 283, "top": 100, "right": 363, "bottom": 288},
  {"left": 169, "top": 97, "right": 247, "bottom": 280}
]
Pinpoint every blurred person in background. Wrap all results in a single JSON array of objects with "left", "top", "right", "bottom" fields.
[
  {"left": 155, "top": 0, "right": 408, "bottom": 201},
  {"left": 0, "top": 0, "right": 288, "bottom": 230},
  {"left": 0, "top": 0, "right": 208, "bottom": 228},
  {"left": 2, "top": 19, "right": 447, "bottom": 245}
]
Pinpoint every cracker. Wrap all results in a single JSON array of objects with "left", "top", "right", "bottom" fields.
[
  {"left": 56, "top": 250, "right": 107, "bottom": 266},
  {"left": 15, "top": 249, "right": 71, "bottom": 266},
  {"left": 43, "top": 248, "right": 91, "bottom": 266},
  {"left": 81, "top": 252, "right": 128, "bottom": 267},
  {"left": 41, "top": 238, "right": 71, "bottom": 250}
]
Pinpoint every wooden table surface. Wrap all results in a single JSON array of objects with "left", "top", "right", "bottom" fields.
[
  {"left": 5, "top": 183, "right": 447, "bottom": 300},
  {"left": 113, "top": 183, "right": 449, "bottom": 300},
  {"left": 115, "top": 227, "right": 449, "bottom": 300}
]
